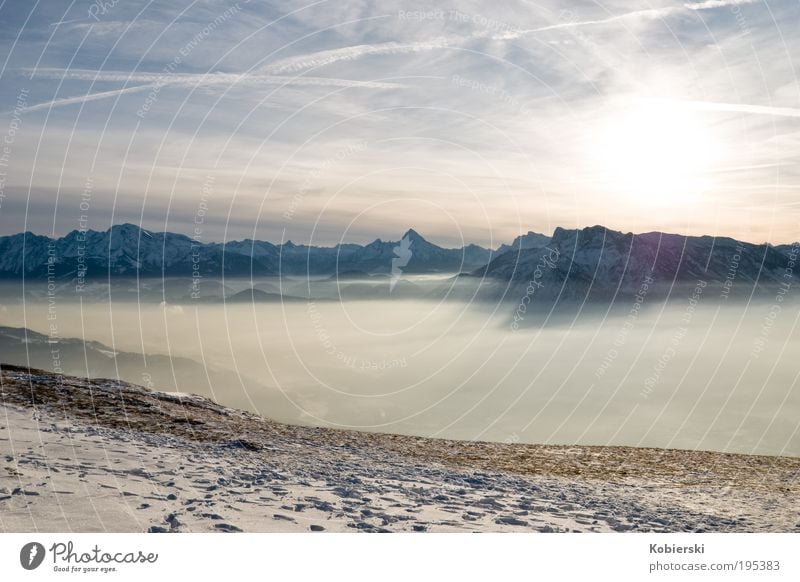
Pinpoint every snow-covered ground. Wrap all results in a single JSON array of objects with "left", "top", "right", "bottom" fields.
[{"left": 1, "top": 366, "right": 798, "bottom": 533}]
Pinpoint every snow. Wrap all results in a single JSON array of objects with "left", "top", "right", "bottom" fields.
[{"left": 1, "top": 369, "right": 798, "bottom": 533}]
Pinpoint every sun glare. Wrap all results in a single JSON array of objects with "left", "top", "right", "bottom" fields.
[{"left": 594, "top": 100, "right": 721, "bottom": 204}]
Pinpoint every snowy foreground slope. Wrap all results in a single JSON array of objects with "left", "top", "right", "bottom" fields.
[{"left": 1, "top": 366, "right": 798, "bottom": 533}]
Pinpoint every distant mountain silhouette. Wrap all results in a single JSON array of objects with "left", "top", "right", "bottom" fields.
[
  {"left": 0, "top": 224, "right": 496, "bottom": 279},
  {"left": 476, "top": 225, "right": 795, "bottom": 301},
  {"left": 495, "top": 230, "right": 551, "bottom": 255},
  {"left": 1, "top": 224, "right": 794, "bottom": 302}
]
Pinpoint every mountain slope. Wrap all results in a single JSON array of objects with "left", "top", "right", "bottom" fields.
[
  {"left": 3, "top": 366, "right": 798, "bottom": 533},
  {"left": 0, "top": 224, "right": 493, "bottom": 279},
  {"left": 478, "top": 225, "right": 792, "bottom": 301},
  {"left": 0, "top": 224, "right": 261, "bottom": 278},
  {"left": 495, "top": 230, "right": 551, "bottom": 255},
  {"left": 0, "top": 325, "right": 280, "bottom": 414}
]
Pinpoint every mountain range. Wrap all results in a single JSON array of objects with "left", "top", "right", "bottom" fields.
[
  {"left": 0, "top": 224, "right": 796, "bottom": 303},
  {"left": 476, "top": 225, "right": 796, "bottom": 301},
  {"left": 0, "top": 224, "right": 496, "bottom": 279}
]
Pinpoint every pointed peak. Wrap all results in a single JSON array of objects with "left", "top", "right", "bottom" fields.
[{"left": 401, "top": 228, "right": 426, "bottom": 242}]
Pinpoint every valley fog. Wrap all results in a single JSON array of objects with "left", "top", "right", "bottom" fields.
[{"left": 2, "top": 285, "right": 798, "bottom": 457}]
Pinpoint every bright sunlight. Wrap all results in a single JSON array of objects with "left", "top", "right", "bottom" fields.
[{"left": 594, "top": 99, "right": 722, "bottom": 204}]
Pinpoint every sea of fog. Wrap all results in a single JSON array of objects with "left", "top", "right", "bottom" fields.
[{"left": 1, "top": 279, "right": 798, "bottom": 457}]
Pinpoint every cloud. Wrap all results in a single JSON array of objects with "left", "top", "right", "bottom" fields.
[
  {"left": 27, "top": 68, "right": 405, "bottom": 89},
  {"left": 685, "top": 0, "right": 755, "bottom": 9},
  {"left": 2, "top": 0, "right": 797, "bottom": 245},
  {"left": 11, "top": 85, "right": 156, "bottom": 114},
  {"left": 159, "top": 301, "right": 184, "bottom": 315},
  {"left": 48, "top": 17, "right": 92, "bottom": 27},
  {"left": 247, "top": 0, "right": 760, "bottom": 77},
  {"left": 259, "top": 37, "right": 455, "bottom": 74},
  {"left": 12, "top": 67, "right": 406, "bottom": 113},
  {"left": 506, "top": 0, "right": 760, "bottom": 37},
  {"left": 670, "top": 99, "right": 800, "bottom": 119}
]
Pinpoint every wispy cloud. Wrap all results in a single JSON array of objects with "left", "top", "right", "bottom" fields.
[
  {"left": 677, "top": 99, "right": 800, "bottom": 118},
  {"left": 13, "top": 67, "right": 405, "bottom": 113},
  {"left": 259, "top": 37, "right": 455, "bottom": 74},
  {"left": 27, "top": 68, "right": 404, "bottom": 90},
  {"left": 252, "top": 0, "right": 759, "bottom": 76},
  {"left": 12, "top": 85, "right": 155, "bottom": 114},
  {"left": 2, "top": 0, "right": 797, "bottom": 244},
  {"left": 507, "top": 0, "right": 759, "bottom": 37},
  {"left": 48, "top": 17, "right": 92, "bottom": 27},
  {"left": 686, "top": 0, "right": 756, "bottom": 9}
]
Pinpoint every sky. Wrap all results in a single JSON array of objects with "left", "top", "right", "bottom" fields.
[{"left": 0, "top": 0, "right": 798, "bottom": 247}]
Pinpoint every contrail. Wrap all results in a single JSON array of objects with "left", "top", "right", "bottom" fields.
[
  {"left": 251, "top": 0, "right": 760, "bottom": 74},
  {"left": 508, "top": 0, "right": 759, "bottom": 36},
  {"left": 27, "top": 68, "right": 404, "bottom": 89},
  {"left": 11, "top": 68, "right": 404, "bottom": 114},
  {"left": 675, "top": 99, "right": 800, "bottom": 119},
  {"left": 259, "top": 37, "right": 454, "bottom": 75},
  {"left": 11, "top": 85, "right": 155, "bottom": 114}
]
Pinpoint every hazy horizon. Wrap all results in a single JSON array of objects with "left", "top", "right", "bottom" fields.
[{"left": 0, "top": 220, "right": 797, "bottom": 248}]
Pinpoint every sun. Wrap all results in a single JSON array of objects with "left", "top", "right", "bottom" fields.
[{"left": 593, "top": 99, "right": 721, "bottom": 204}]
